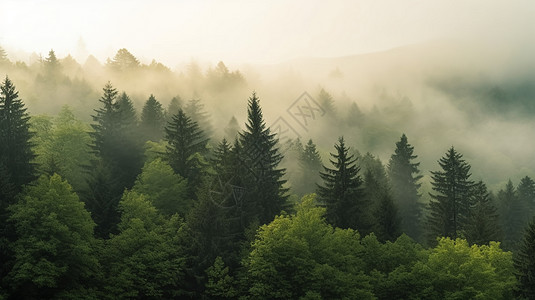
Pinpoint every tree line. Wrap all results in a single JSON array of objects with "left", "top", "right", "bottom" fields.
[{"left": 2, "top": 76, "right": 535, "bottom": 299}]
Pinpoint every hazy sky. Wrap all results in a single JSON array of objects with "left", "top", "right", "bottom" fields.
[{"left": 1, "top": 0, "right": 533, "bottom": 66}]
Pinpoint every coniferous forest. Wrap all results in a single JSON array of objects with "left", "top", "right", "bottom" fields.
[{"left": 1, "top": 3, "right": 535, "bottom": 298}]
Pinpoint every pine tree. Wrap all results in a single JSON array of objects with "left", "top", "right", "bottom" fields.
[
  {"left": 317, "top": 88, "right": 336, "bottom": 117},
  {"left": 464, "top": 181, "right": 501, "bottom": 245},
  {"left": 0, "top": 76, "right": 35, "bottom": 191},
  {"left": 165, "top": 108, "right": 209, "bottom": 195},
  {"left": 184, "top": 99, "right": 213, "bottom": 140},
  {"left": 238, "top": 92, "right": 288, "bottom": 225},
  {"left": 141, "top": 94, "right": 165, "bottom": 141},
  {"left": 87, "top": 83, "right": 143, "bottom": 237},
  {"left": 44, "top": 49, "right": 61, "bottom": 77},
  {"left": 166, "top": 96, "right": 182, "bottom": 122},
  {"left": 317, "top": 137, "right": 368, "bottom": 230},
  {"left": 427, "top": 147, "right": 474, "bottom": 241},
  {"left": 517, "top": 176, "right": 535, "bottom": 219},
  {"left": 115, "top": 92, "right": 143, "bottom": 186},
  {"left": 499, "top": 179, "right": 525, "bottom": 249},
  {"left": 295, "top": 139, "right": 322, "bottom": 196},
  {"left": 0, "top": 46, "right": 11, "bottom": 66},
  {"left": 224, "top": 116, "right": 240, "bottom": 141},
  {"left": 106, "top": 48, "right": 140, "bottom": 71},
  {"left": 388, "top": 134, "right": 423, "bottom": 240},
  {"left": 514, "top": 217, "right": 535, "bottom": 299}
]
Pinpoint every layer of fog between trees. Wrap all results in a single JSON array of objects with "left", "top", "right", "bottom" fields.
[{"left": 1, "top": 40, "right": 535, "bottom": 196}]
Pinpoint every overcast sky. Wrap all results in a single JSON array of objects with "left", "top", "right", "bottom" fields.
[{"left": 1, "top": 0, "right": 534, "bottom": 66}]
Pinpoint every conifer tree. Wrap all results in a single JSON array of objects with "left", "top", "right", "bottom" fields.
[
  {"left": 238, "top": 92, "right": 287, "bottom": 225},
  {"left": 317, "top": 88, "right": 336, "bottom": 117},
  {"left": 499, "top": 179, "right": 526, "bottom": 249},
  {"left": 295, "top": 139, "right": 322, "bottom": 196},
  {"left": 224, "top": 116, "right": 240, "bottom": 141},
  {"left": 141, "top": 94, "right": 165, "bottom": 141},
  {"left": 165, "top": 108, "right": 209, "bottom": 195},
  {"left": 184, "top": 99, "right": 213, "bottom": 140},
  {"left": 517, "top": 176, "right": 535, "bottom": 218},
  {"left": 0, "top": 76, "right": 35, "bottom": 192},
  {"left": 115, "top": 92, "right": 143, "bottom": 185},
  {"left": 166, "top": 96, "right": 182, "bottom": 122},
  {"left": 0, "top": 46, "right": 10, "bottom": 66},
  {"left": 514, "top": 217, "right": 535, "bottom": 299},
  {"left": 317, "top": 137, "right": 368, "bottom": 230},
  {"left": 427, "top": 147, "right": 474, "bottom": 241},
  {"left": 464, "top": 181, "right": 501, "bottom": 245},
  {"left": 388, "top": 134, "right": 422, "bottom": 240}
]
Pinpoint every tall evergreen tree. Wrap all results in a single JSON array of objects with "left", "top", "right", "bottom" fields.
[
  {"left": 499, "top": 179, "right": 526, "bottom": 249},
  {"left": 317, "top": 137, "right": 368, "bottom": 230},
  {"left": 0, "top": 46, "right": 10, "bottom": 66},
  {"left": 141, "top": 94, "right": 165, "bottom": 141},
  {"left": 0, "top": 76, "right": 35, "bottom": 191},
  {"left": 224, "top": 116, "right": 240, "bottom": 141},
  {"left": 86, "top": 83, "right": 143, "bottom": 237},
  {"left": 388, "top": 134, "right": 422, "bottom": 240},
  {"left": 184, "top": 99, "right": 213, "bottom": 140},
  {"left": 427, "top": 147, "right": 474, "bottom": 241},
  {"left": 517, "top": 176, "right": 535, "bottom": 219},
  {"left": 237, "top": 92, "right": 288, "bottom": 225},
  {"left": 295, "top": 139, "right": 322, "bottom": 196},
  {"left": 464, "top": 181, "right": 501, "bottom": 245},
  {"left": 166, "top": 96, "right": 182, "bottom": 122},
  {"left": 514, "top": 217, "right": 535, "bottom": 299},
  {"left": 165, "top": 108, "right": 209, "bottom": 195},
  {"left": 317, "top": 88, "right": 336, "bottom": 117}
]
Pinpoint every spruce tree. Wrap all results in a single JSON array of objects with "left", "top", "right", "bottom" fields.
[
  {"left": 295, "top": 139, "right": 322, "bottom": 196},
  {"left": 317, "top": 137, "right": 368, "bottom": 230},
  {"left": 0, "top": 46, "right": 10, "bottom": 66},
  {"left": 427, "top": 147, "right": 474, "bottom": 241},
  {"left": 517, "top": 176, "right": 535, "bottom": 219},
  {"left": 237, "top": 92, "right": 287, "bottom": 225},
  {"left": 141, "top": 94, "right": 165, "bottom": 141},
  {"left": 317, "top": 88, "right": 336, "bottom": 117},
  {"left": 499, "top": 179, "right": 525, "bottom": 249},
  {"left": 184, "top": 99, "right": 213, "bottom": 140},
  {"left": 464, "top": 181, "right": 501, "bottom": 245},
  {"left": 0, "top": 77, "right": 35, "bottom": 190},
  {"left": 166, "top": 96, "right": 182, "bottom": 122},
  {"left": 115, "top": 92, "right": 143, "bottom": 186},
  {"left": 165, "top": 108, "right": 209, "bottom": 195},
  {"left": 388, "top": 134, "right": 422, "bottom": 240},
  {"left": 224, "top": 116, "right": 240, "bottom": 141},
  {"left": 515, "top": 217, "right": 535, "bottom": 299}
]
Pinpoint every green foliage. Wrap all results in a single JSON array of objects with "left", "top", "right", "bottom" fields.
[
  {"left": 514, "top": 217, "right": 535, "bottom": 299},
  {"left": 428, "top": 147, "right": 474, "bottom": 242},
  {"left": 165, "top": 108, "right": 209, "bottom": 194},
  {"left": 141, "top": 94, "right": 165, "bottom": 141},
  {"left": 317, "top": 136, "right": 370, "bottom": 231},
  {"left": 101, "top": 191, "right": 186, "bottom": 299},
  {"left": 388, "top": 133, "right": 423, "bottom": 240},
  {"left": 237, "top": 92, "right": 288, "bottom": 225},
  {"left": 465, "top": 181, "right": 501, "bottom": 245},
  {"left": 132, "top": 158, "right": 190, "bottom": 216},
  {"left": 31, "top": 106, "right": 95, "bottom": 192},
  {"left": 498, "top": 179, "right": 526, "bottom": 249},
  {"left": 411, "top": 238, "right": 515, "bottom": 300},
  {"left": 244, "top": 194, "right": 374, "bottom": 299},
  {"left": 295, "top": 139, "right": 322, "bottom": 196},
  {"left": 7, "top": 174, "right": 100, "bottom": 299},
  {"left": 0, "top": 76, "right": 35, "bottom": 191},
  {"left": 205, "top": 256, "right": 237, "bottom": 299}
]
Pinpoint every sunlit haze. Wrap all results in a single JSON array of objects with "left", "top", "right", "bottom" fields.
[{"left": 1, "top": 0, "right": 534, "bottom": 66}]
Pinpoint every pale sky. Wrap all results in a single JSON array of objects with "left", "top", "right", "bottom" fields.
[{"left": 1, "top": 0, "right": 534, "bottom": 66}]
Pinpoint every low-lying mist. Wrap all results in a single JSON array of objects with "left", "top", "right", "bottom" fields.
[{"left": 1, "top": 39, "right": 534, "bottom": 193}]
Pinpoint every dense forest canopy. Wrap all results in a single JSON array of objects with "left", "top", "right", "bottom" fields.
[{"left": 1, "top": 20, "right": 535, "bottom": 298}]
